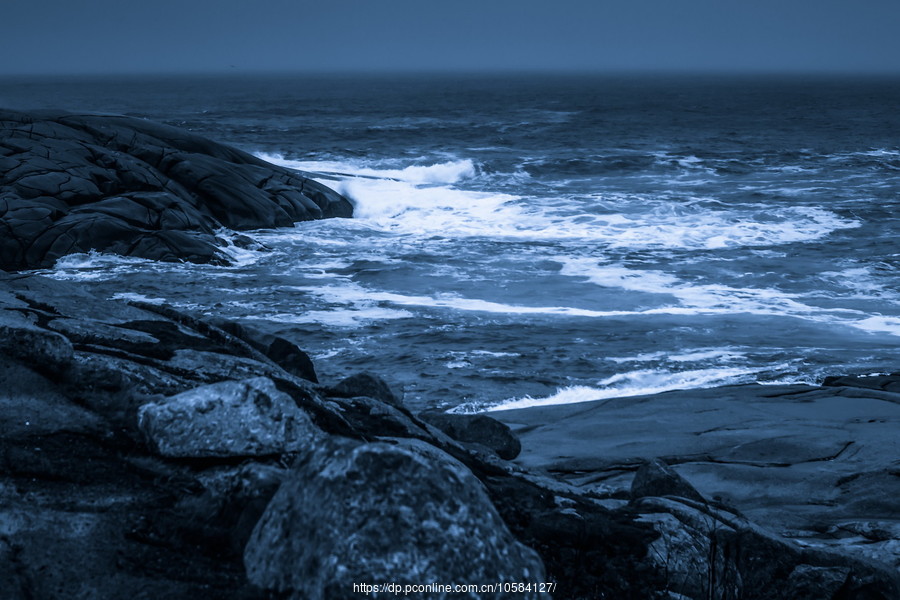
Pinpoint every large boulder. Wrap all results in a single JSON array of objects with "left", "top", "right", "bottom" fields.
[
  {"left": 419, "top": 411, "right": 522, "bottom": 460},
  {"left": 137, "top": 376, "right": 320, "bottom": 458},
  {"left": 324, "top": 371, "right": 402, "bottom": 407},
  {"left": 0, "top": 109, "right": 353, "bottom": 270},
  {"left": 244, "top": 437, "right": 547, "bottom": 600}
]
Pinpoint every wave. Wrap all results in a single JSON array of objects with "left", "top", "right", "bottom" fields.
[
  {"left": 580, "top": 202, "right": 858, "bottom": 250},
  {"left": 258, "top": 153, "right": 477, "bottom": 185},
  {"left": 261, "top": 154, "right": 859, "bottom": 250},
  {"left": 558, "top": 258, "right": 824, "bottom": 317},
  {"left": 47, "top": 251, "right": 161, "bottom": 281},
  {"left": 258, "top": 306, "right": 415, "bottom": 328},
  {"left": 483, "top": 365, "right": 780, "bottom": 412},
  {"left": 607, "top": 347, "right": 747, "bottom": 364},
  {"left": 558, "top": 258, "right": 900, "bottom": 337},
  {"left": 285, "top": 281, "right": 860, "bottom": 324}
]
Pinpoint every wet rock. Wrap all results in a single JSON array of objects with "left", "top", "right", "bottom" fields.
[
  {"left": 0, "top": 109, "right": 353, "bottom": 270},
  {"left": 835, "top": 469, "right": 900, "bottom": 516},
  {"left": 0, "top": 537, "right": 30, "bottom": 600},
  {"left": 263, "top": 336, "right": 318, "bottom": 383},
  {"left": 204, "top": 317, "right": 318, "bottom": 383},
  {"left": 165, "top": 348, "right": 286, "bottom": 383},
  {"left": 137, "top": 377, "right": 320, "bottom": 458},
  {"left": 47, "top": 317, "right": 161, "bottom": 349},
  {"left": 823, "top": 373, "right": 900, "bottom": 393},
  {"left": 784, "top": 564, "right": 851, "bottom": 599},
  {"left": 181, "top": 462, "right": 289, "bottom": 556},
  {"left": 636, "top": 499, "right": 742, "bottom": 599},
  {"left": 635, "top": 496, "right": 900, "bottom": 600},
  {"left": 0, "top": 309, "right": 74, "bottom": 372},
  {"left": 330, "top": 394, "right": 435, "bottom": 441},
  {"left": 244, "top": 437, "right": 547, "bottom": 600},
  {"left": 325, "top": 371, "right": 402, "bottom": 407},
  {"left": 419, "top": 411, "right": 522, "bottom": 460},
  {"left": 0, "top": 355, "right": 104, "bottom": 438},
  {"left": 631, "top": 459, "right": 706, "bottom": 503},
  {"left": 1, "top": 271, "right": 157, "bottom": 324},
  {"left": 497, "top": 383, "right": 900, "bottom": 572}
]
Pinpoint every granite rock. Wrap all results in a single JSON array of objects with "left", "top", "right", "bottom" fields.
[
  {"left": 325, "top": 371, "right": 402, "bottom": 407},
  {"left": 419, "top": 411, "right": 522, "bottom": 460},
  {"left": 631, "top": 458, "right": 706, "bottom": 503},
  {"left": 137, "top": 376, "right": 320, "bottom": 458},
  {"left": 0, "top": 109, "right": 353, "bottom": 270},
  {"left": 244, "top": 436, "right": 547, "bottom": 600}
]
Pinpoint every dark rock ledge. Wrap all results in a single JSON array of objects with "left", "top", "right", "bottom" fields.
[
  {"left": 3, "top": 274, "right": 899, "bottom": 600},
  {"left": 0, "top": 109, "right": 353, "bottom": 270}
]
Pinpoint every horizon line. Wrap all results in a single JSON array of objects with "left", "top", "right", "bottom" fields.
[{"left": 2, "top": 67, "right": 900, "bottom": 80}]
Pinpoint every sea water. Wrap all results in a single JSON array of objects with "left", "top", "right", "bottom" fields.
[{"left": 3, "top": 73, "right": 899, "bottom": 412}]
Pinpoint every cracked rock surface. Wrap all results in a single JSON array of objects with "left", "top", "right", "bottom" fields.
[{"left": 0, "top": 109, "right": 353, "bottom": 270}]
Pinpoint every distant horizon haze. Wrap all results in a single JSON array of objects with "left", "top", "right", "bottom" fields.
[{"left": 0, "top": 0, "right": 898, "bottom": 76}]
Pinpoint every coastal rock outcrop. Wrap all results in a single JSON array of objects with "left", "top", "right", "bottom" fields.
[
  {"left": 244, "top": 437, "right": 547, "bottom": 600},
  {"left": 0, "top": 109, "right": 353, "bottom": 270},
  {"left": 3, "top": 269, "right": 900, "bottom": 599},
  {"left": 497, "top": 384, "right": 900, "bottom": 597}
]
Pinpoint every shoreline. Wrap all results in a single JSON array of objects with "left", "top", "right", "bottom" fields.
[
  {"left": 3, "top": 270, "right": 899, "bottom": 598},
  {"left": 3, "top": 111, "right": 899, "bottom": 598}
]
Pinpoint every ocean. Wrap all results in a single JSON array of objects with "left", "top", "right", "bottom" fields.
[{"left": 3, "top": 73, "right": 899, "bottom": 412}]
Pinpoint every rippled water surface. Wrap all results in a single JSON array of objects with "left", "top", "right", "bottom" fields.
[{"left": 4, "top": 74, "right": 900, "bottom": 411}]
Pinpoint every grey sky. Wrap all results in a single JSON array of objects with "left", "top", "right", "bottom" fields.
[{"left": 1, "top": 0, "right": 898, "bottom": 75}]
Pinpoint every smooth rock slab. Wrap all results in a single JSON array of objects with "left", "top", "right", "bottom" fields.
[
  {"left": 244, "top": 437, "right": 547, "bottom": 600},
  {"left": 137, "top": 376, "right": 319, "bottom": 458}
]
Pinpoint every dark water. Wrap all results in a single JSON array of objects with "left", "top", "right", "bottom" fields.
[{"left": 3, "top": 73, "right": 900, "bottom": 411}]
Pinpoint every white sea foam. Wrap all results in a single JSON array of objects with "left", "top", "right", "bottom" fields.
[
  {"left": 559, "top": 258, "right": 900, "bottom": 337},
  {"left": 258, "top": 153, "right": 477, "bottom": 185},
  {"left": 849, "top": 315, "right": 900, "bottom": 336},
  {"left": 259, "top": 306, "right": 415, "bottom": 328},
  {"left": 485, "top": 365, "right": 770, "bottom": 412},
  {"left": 215, "top": 229, "right": 266, "bottom": 267},
  {"left": 819, "top": 267, "right": 900, "bottom": 301},
  {"left": 607, "top": 348, "right": 746, "bottom": 364},
  {"left": 287, "top": 280, "right": 895, "bottom": 334},
  {"left": 443, "top": 349, "right": 520, "bottom": 368},
  {"left": 284, "top": 283, "right": 750, "bottom": 319},
  {"left": 110, "top": 292, "right": 167, "bottom": 304},
  {"left": 259, "top": 154, "right": 859, "bottom": 249},
  {"left": 47, "top": 252, "right": 159, "bottom": 281},
  {"left": 560, "top": 258, "right": 818, "bottom": 315}
]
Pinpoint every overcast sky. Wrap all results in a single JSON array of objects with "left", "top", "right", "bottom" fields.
[{"left": 1, "top": 0, "right": 898, "bottom": 76}]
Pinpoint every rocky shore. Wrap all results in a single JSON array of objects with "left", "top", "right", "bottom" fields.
[
  {"left": 0, "top": 109, "right": 352, "bottom": 270},
  {"left": 2, "top": 113, "right": 899, "bottom": 599}
]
